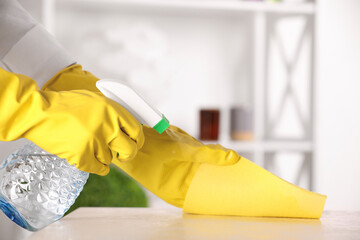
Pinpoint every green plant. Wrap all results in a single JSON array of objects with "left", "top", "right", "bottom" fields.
[{"left": 66, "top": 165, "right": 148, "bottom": 214}]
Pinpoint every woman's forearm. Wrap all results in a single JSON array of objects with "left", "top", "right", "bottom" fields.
[{"left": 0, "top": 0, "right": 75, "bottom": 87}]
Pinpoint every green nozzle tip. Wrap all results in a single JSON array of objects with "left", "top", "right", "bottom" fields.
[{"left": 153, "top": 115, "right": 169, "bottom": 134}]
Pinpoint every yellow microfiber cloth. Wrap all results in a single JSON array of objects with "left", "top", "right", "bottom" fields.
[{"left": 183, "top": 157, "right": 326, "bottom": 219}]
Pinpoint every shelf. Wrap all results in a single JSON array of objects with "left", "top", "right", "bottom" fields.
[
  {"left": 202, "top": 140, "right": 313, "bottom": 152},
  {"left": 57, "top": 0, "right": 316, "bottom": 15}
]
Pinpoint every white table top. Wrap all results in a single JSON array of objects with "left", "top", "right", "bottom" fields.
[{"left": 28, "top": 208, "right": 360, "bottom": 240}]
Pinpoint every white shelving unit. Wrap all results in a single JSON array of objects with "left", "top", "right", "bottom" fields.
[
  {"left": 55, "top": 0, "right": 315, "bottom": 13},
  {"left": 40, "top": 0, "right": 317, "bottom": 190},
  {"left": 41, "top": 0, "right": 316, "bottom": 29}
]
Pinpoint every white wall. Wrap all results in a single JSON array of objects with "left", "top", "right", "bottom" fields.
[{"left": 315, "top": 0, "right": 360, "bottom": 211}]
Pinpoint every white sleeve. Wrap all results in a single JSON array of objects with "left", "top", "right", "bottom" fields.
[{"left": 0, "top": 25, "right": 75, "bottom": 88}]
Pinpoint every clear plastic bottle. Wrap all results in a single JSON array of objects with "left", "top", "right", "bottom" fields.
[{"left": 0, "top": 142, "right": 89, "bottom": 231}]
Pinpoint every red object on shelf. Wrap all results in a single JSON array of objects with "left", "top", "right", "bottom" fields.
[{"left": 200, "top": 109, "right": 220, "bottom": 141}]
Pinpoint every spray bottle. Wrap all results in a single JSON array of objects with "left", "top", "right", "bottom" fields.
[{"left": 0, "top": 79, "right": 169, "bottom": 231}]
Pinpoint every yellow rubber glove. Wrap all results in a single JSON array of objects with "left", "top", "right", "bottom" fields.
[
  {"left": 114, "top": 125, "right": 240, "bottom": 207},
  {"left": 43, "top": 64, "right": 327, "bottom": 218},
  {"left": 113, "top": 126, "right": 326, "bottom": 218},
  {"left": 0, "top": 68, "right": 144, "bottom": 176}
]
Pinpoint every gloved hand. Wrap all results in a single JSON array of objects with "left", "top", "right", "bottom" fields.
[
  {"left": 114, "top": 125, "right": 240, "bottom": 207},
  {"left": 42, "top": 65, "right": 327, "bottom": 218},
  {"left": 0, "top": 68, "right": 144, "bottom": 176},
  {"left": 112, "top": 121, "right": 326, "bottom": 218},
  {"left": 42, "top": 64, "right": 240, "bottom": 207}
]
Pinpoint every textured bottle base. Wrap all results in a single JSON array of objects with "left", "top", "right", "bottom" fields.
[{"left": 0, "top": 143, "right": 89, "bottom": 231}]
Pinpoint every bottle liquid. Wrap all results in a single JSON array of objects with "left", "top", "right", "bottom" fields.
[{"left": 0, "top": 79, "right": 169, "bottom": 231}]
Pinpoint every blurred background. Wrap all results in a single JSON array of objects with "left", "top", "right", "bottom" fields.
[{"left": 0, "top": 0, "right": 359, "bottom": 239}]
